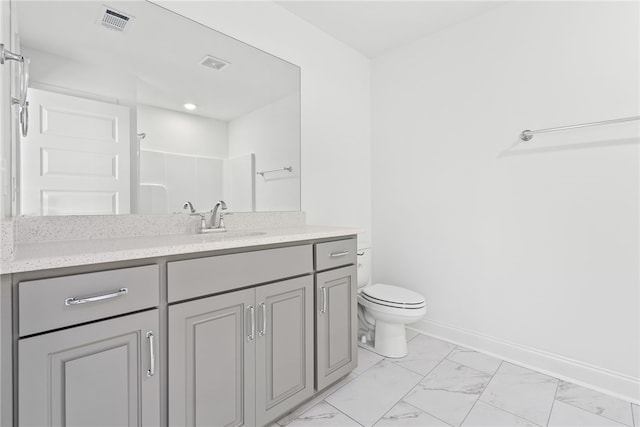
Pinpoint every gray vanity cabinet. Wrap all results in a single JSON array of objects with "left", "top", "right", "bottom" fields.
[
  {"left": 315, "top": 239, "right": 358, "bottom": 391},
  {"left": 168, "top": 275, "right": 314, "bottom": 427},
  {"left": 18, "top": 309, "right": 160, "bottom": 427}
]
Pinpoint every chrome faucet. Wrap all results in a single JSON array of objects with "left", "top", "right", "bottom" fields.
[
  {"left": 183, "top": 201, "right": 195, "bottom": 213},
  {"left": 210, "top": 200, "right": 227, "bottom": 229}
]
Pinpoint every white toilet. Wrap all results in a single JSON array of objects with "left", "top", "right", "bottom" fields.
[{"left": 357, "top": 242, "right": 426, "bottom": 358}]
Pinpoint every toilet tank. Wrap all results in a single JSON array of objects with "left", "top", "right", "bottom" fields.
[{"left": 357, "top": 242, "right": 371, "bottom": 288}]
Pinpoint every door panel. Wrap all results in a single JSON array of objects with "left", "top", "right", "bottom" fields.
[
  {"left": 20, "top": 88, "right": 130, "bottom": 215},
  {"left": 169, "top": 289, "right": 255, "bottom": 427},
  {"left": 316, "top": 265, "right": 357, "bottom": 391},
  {"left": 255, "top": 276, "right": 313, "bottom": 426},
  {"left": 18, "top": 310, "right": 159, "bottom": 427}
]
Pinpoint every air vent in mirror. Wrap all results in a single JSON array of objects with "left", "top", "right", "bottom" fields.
[
  {"left": 200, "top": 55, "right": 231, "bottom": 71},
  {"left": 97, "top": 5, "right": 134, "bottom": 32}
]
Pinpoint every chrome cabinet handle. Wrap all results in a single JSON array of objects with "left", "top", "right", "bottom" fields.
[
  {"left": 146, "top": 331, "right": 155, "bottom": 377},
  {"left": 247, "top": 305, "right": 255, "bottom": 341},
  {"left": 320, "top": 287, "right": 327, "bottom": 314},
  {"left": 357, "top": 251, "right": 364, "bottom": 256},
  {"left": 330, "top": 250, "right": 349, "bottom": 258},
  {"left": 64, "top": 288, "right": 128, "bottom": 306},
  {"left": 258, "top": 302, "right": 266, "bottom": 336}
]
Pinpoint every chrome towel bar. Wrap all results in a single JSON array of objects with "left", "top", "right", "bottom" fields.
[
  {"left": 257, "top": 166, "right": 293, "bottom": 177},
  {"left": 520, "top": 116, "right": 639, "bottom": 141}
]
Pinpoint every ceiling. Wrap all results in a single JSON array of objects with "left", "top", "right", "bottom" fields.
[{"left": 275, "top": 1, "right": 505, "bottom": 58}]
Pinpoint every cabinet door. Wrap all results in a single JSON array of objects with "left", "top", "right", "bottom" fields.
[
  {"left": 255, "top": 276, "right": 314, "bottom": 426},
  {"left": 18, "top": 309, "right": 160, "bottom": 427},
  {"left": 169, "top": 288, "right": 255, "bottom": 427},
  {"left": 316, "top": 265, "right": 357, "bottom": 391}
]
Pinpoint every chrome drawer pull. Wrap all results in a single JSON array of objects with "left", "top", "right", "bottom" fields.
[
  {"left": 64, "top": 288, "right": 128, "bottom": 306},
  {"left": 146, "top": 331, "right": 155, "bottom": 377},
  {"left": 320, "top": 287, "right": 327, "bottom": 314},
  {"left": 329, "top": 250, "right": 349, "bottom": 258},
  {"left": 258, "top": 302, "right": 266, "bottom": 337},
  {"left": 247, "top": 306, "right": 255, "bottom": 341}
]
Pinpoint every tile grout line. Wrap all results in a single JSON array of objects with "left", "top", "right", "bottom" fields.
[
  {"left": 400, "top": 400, "right": 456, "bottom": 427},
  {"left": 445, "top": 347, "right": 501, "bottom": 376},
  {"left": 551, "top": 399, "right": 630, "bottom": 427},
  {"left": 559, "top": 398, "right": 635, "bottom": 427},
  {"left": 553, "top": 392, "right": 635, "bottom": 427},
  {"left": 371, "top": 347, "right": 461, "bottom": 427},
  {"left": 544, "top": 378, "right": 560, "bottom": 426},
  {"left": 388, "top": 342, "right": 459, "bottom": 378},
  {"left": 458, "top": 360, "right": 506, "bottom": 427},
  {"left": 479, "top": 400, "right": 545, "bottom": 427},
  {"left": 277, "top": 373, "right": 360, "bottom": 426},
  {"left": 323, "top": 400, "right": 366, "bottom": 427}
]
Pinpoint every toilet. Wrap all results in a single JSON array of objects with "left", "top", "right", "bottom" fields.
[{"left": 357, "top": 242, "right": 426, "bottom": 358}]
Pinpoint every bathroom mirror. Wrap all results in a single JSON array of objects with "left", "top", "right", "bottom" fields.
[{"left": 10, "top": 0, "right": 300, "bottom": 216}]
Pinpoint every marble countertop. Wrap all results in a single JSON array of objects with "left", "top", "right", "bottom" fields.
[{"left": 0, "top": 225, "right": 360, "bottom": 274}]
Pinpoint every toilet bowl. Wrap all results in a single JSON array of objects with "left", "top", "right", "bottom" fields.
[{"left": 357, "top": 243, "right": 426, "bottom": 358}]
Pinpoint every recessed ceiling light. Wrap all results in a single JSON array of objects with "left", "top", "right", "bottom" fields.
[{"left": 184, "top": 103, "right": 197, "bottom": 110}]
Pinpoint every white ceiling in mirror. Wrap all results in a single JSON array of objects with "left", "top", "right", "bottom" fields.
[
  {"left": 17, "top": 1, "right": 299, "bottom": 120},
  {"left": 275, "top": 1, "right": 506, "bottom": 58}
]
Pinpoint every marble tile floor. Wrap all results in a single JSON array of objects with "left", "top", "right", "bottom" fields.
[{"left": 277, "top": 329, "right": 639, "bottom": 427}]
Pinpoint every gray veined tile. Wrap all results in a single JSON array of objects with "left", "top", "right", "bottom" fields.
[
  {"left": 277, "top": 373, "right": 357, "bottom": 425},
  {"left": 632, "top": 404, "right": 639, "bottom": 427},
  {"left": 286, "top": 402, "right": 361, "bottom": 427},
  {"left": 374, "top": 401, "right": 450, "bottom": 427},
  {"left": 353, "top": 346, "right": 384, "bottom": 375},
  {"left": 326, "top": 359, "right": 423, "bottom": 427},
  {"left": 392, "top": 334, "right": 456, "bottom": 376},
  {"left": 404, "top": 359, "right": 492, "bottom": 427},
  {"left": 461, "top": 401, "right": 538, "bottom": 427},
  {"left": 446, "top": 347, "right": 502, "bottom": 375},
  {"left": 549, "top": 401, "right": 628, "bottom": 426},
  {"left": 479, "top": 362, "right": 558, "bottom": 426},
  {"left": 556, "top": 380, "right": 633, "bottom": 426}
]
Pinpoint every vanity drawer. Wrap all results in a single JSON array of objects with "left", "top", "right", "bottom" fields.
[
  {"left": 168, "top": 245, "right": 313, "bottom": 302},
  {"left": 19, "top": 265, "right": 159, "bottom": 337},
  {"left": 315, "top": 238, "right": 357, "bottom": 271}
]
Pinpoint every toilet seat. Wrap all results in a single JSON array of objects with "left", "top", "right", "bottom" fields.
[{"left": 361, "top": 284, "right": 426, "bottom": 309}]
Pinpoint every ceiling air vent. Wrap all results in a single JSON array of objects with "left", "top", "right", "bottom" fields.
[
  {"left": 200, "top": 55, "right": 231, "bottom": 71},
  {"left": 97, "top": 5, "right": 134, "bottom": 32}
]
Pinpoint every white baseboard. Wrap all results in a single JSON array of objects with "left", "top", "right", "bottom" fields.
[{"left": 409, "top": 318, "right": 640, "bottom": 405}]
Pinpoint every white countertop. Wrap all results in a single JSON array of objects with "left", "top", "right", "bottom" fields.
[{"left": 0, "top": 225, "right": 360, "bottom": 274}]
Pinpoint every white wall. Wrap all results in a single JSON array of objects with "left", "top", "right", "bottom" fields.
[
  {"left": 229, "top": 93, "right": 300, "bottom": 211},
  {"left": 372, "top": 1, "right": 639, "bottom": 401},
  {"left": 156, "top": 1, "right": 372, "bottom": 237},
  {"left": 138, "top": 104, "right": 228, "bottom": 158}
]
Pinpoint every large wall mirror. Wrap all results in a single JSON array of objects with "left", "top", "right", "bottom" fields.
[{"left": 10, "top": 0, "right": 300, "bottom": 216}]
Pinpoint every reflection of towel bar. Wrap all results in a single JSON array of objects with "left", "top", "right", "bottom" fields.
[{"left": 257, "top": 166, "right": 292, "bottom": 177}]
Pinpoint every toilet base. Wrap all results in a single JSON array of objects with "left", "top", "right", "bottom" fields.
[{"left": 374, "top": 322, "right": 408, "bottom": 358}]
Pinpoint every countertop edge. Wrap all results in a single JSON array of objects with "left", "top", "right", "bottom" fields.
[{"left": 1, "top": 226, "right": 362, "bottom": 275}]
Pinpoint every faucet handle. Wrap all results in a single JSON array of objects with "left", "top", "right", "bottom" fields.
[{"left": 198, "top": 213, "right": 207, "bottom": 232}]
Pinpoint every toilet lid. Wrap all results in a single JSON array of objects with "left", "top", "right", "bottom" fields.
[{"left": 361, "top": 284, "right": 425, "bottom": 308}]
